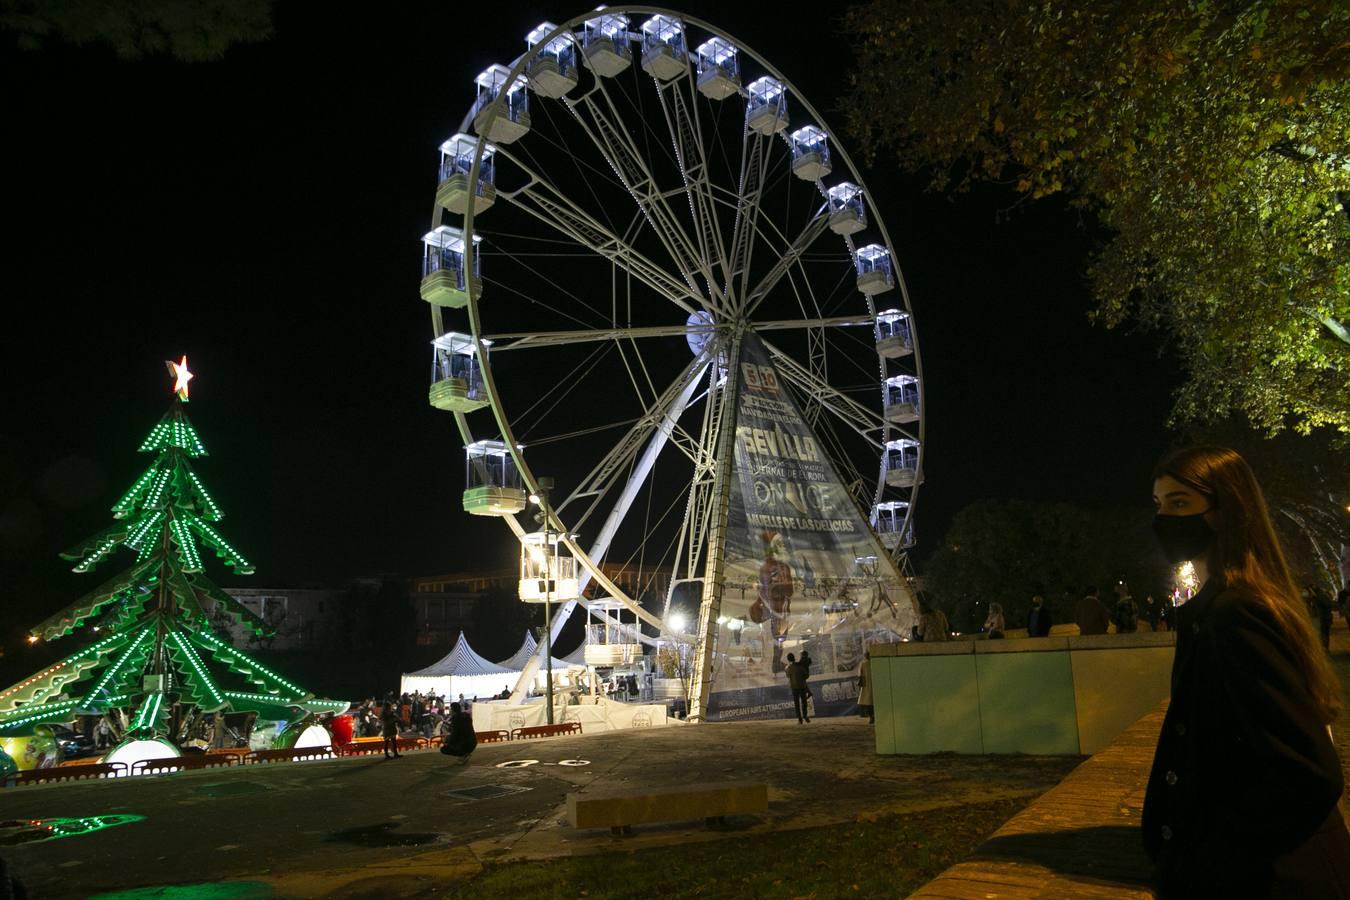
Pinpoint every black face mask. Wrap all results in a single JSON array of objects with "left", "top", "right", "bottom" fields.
[{"left": 1152, "top": 512, "right": 1213, "bottom": 564}]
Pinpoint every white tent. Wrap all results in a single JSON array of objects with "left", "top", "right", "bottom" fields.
[
  {"left": 400, "top": 633, "right": 516, "bottom": 700},
  {"left": 498, "top": 630, "right": 571, "bottom": 673},
  {"left": 561, "top": 639, "right": 588, "bottom": 667}
]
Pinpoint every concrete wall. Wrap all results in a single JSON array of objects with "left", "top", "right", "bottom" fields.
[{"left": 871, "top": 632, "right": 1175, "bottom": 755}]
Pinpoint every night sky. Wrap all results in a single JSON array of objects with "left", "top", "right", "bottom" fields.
[{"left": 2, "top": 2, "right": 1180, "bottom": 628}]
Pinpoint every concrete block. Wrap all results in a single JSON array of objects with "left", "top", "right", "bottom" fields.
[
  {"left": 1067, "top": 631, "right": 1176, "bottom": 652},
  {"left": 886, "top": 654, "right": 982, "bottom": 753},
  {"left": 1072, "top": 646, "right": 1174, "bottom": 754},
  {"left": 975, "top": 636, "right": 1071, "bottom": 654},
  {"left": 566, "top": 781, "right": 768, "bottom": 829},
  {"left": 976, "top": 651, "right": 1078, "bottom": 754}
]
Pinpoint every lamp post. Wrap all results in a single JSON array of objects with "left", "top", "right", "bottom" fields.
[{"left": 531, "top": 477, "right": 556, "bottom": 725}]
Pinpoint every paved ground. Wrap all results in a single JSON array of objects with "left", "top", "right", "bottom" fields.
[{"left": 1, "top": 718, "right": 1078, "bottom": 898}]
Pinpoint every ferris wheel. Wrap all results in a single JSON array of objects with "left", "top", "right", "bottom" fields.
[{"left": 419, "top": 7, "right": 925, "bottom": 721}]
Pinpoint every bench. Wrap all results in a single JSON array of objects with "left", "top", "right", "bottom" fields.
[
  {"left": 511, "top": 723, "right": 582, "bottom": 741},
  {"left": 206, "top": 748, "right": 250, "bottom": 762},
  {"left": 244, "top": 746, "right": 334, "bottom": 764},
  {"left": 5, "top": 762, "right": 127, "bottom": 786},
  {"left": 476, "top": 730, "right": 511, "bottom": 744},
  {"left": 567, "top": 781, "right": 768, "bottom": 835},
  {"left": 130, "top": 755, "right": 235, "bottom": 776}
]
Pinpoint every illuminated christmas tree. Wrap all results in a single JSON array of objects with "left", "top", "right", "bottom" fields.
[{"left": 0, "top": 358, "right": 345, "bottom": 759}]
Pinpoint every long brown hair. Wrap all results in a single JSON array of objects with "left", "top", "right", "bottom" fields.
[{"left": 1154, "top": 445, "right": 1341, "bottom": 723}]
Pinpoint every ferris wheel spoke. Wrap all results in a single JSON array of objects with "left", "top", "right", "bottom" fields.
[
  {"left": 739, "top": 213, "right": 833, "bottom": 320},
  {"left": 565, "top": 86, "right": 721, "bottom": 314},
  {"left": 654, "top": 74, "right": 732, "bottom": 298},
  {"left": 749, "top": 315, "right": 874, "bottom": 331},
  {"left": 759, "top": 336, "right": 886, "bottom": 445},
  {"left": 484, "top": 322, "right": 713, "bottom": 350},
  {"left": 725, "top": 130, "right": 772, "bottom": 310},
  {"left": 554, "top": 349, "right": 713, "bottom": 526},
  {"left": 495, "top": 154, "right": 704, "bottom": 317}
]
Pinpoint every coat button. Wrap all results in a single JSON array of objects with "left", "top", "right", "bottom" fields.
[
  {"left": 1165, "top": 770, "right": 1178, "bottom": 786},
  {"left": 1161, "top": 825, "right": 1173, "bottom": 841},
  {"left": 1174, "top": 722, "right": 1186, "bottom": 736},
  {"left": 1191, "top": 623, "right": 1200, "bottom": 634}
]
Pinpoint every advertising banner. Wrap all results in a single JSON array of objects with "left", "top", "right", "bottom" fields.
[{"left": 705, "top": 333, "right": 917, "bottom": 720}]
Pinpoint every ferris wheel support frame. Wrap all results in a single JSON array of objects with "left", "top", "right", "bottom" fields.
[
  {"left": 687, "top": 330, "right": 743, "bottom": 722},
  {"left": 504, "top": 350, "right": 712, "bottom": 703}
]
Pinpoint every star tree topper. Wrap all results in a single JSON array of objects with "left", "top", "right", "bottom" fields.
[{"left": 166, "top": 355, "right": 194, "bottom": 401}]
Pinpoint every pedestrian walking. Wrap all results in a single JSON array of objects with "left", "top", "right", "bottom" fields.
[
  {"left": 1027, "top": 593, "right": 1053, "bottom": 637},
  {"left": 439, "top": 702, "right": 477, "bottom": 765},
  {"left": 1142, "top": 594, "right": 1162, "bottom": 632},
  {"left": 785, "top": 652, "right": 810, "bottom": 723},
  {"left": 380, "top": 699, "right": 401, "bottom": 759},
  {"left": 1142, "top": 445, "right": 1350, "bottom": 895},
  {"left": 1308, "top": 584, "right": 1335, "bottom": 651},
  {"left": 1075, "top": 585, "right": 1111, "bottom": 636},
  {"left": 1112, "top": 582, "right": 1139, "bottom": 634},
  {"left": 857, "top": 652, "right": 874, "bottom": 724}
]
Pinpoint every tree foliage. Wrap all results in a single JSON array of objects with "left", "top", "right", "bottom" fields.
[
  {"left": 843, "top": 0, "right": 1350, "bottom": 435},
  {"left": 1183, "top": 423, "right": 1349, "bottom": 587},
  {"left": 922, "top": 499, "right": 1169, "bottom": 632},
  {"left": 1, "top": 0, "right": 273, "bottom": 61}
]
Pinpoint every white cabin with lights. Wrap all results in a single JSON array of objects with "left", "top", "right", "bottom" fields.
[
  {"left": 518, "top": 531, "right": 580, "bottom": 602},
  {"left": 526, "top": 22, "right": 579, "bottom": 98},
  {"left": 463, "top": 440, "right": 527, "bottom": 516},
  {"left": 695, "top": 37, "right": 739, "bottom": 100},
  {"left": 884, "top": 438, "right": 920, "bottom": 488},
  {"left": 872, "top": 501, "right": 914, "bottom": 550},
  {"left": 884, "top": 375, "right": 920, "bottom": 423},
  {"left": 855, "top": 244, "right": 894, "bottom": 295},
  {"left": 420, "top": 226, "right": 482, "bottom": 308},
  {"left": 429, "top": 332, "right": 489, "bottom": 413},
  {"left": 827, "top": 182, "right": 867, "bottom": 235},
  {"left": 582, "top": 12, "right": 631, "bottom": 77},
  {"left": 789, "top": 125, "right": 831, "bottom": 181},
  {"left": 584, "top": 599, "right": 644, "bottom": 666},
  {"left": 472, "top": 64, "right": 531, "bottom": 144},
  {"left": 876, "top": 309, "right": 913, "bottom": 358},
  {"left": 746, "top": 77, "right": 788, "bottom": 135},
  {"left": 436, "top": 134, "right": 496, "bottom": 216},
  {"left": 640, "top": 15, "right": 687, "bottom": 81}
]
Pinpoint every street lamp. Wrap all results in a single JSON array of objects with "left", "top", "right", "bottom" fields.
[{"left": 531, "top": 477, "right": 557, "bottom": 725}]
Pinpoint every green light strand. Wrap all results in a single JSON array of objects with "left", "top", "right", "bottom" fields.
[
  {"left": 221, "top": 690, "right": 308, "bottom": 709},
  {"left": 170, "top": 516, "right": 203, "bottom": 573},
  {"left": 125, "top": 510, "right": 165, "bottom": 552},
  {"left": 131, "top": 691, "right": 165, "bottom": 733},
  {"left": 111, "top": 465, "right": 158, "bottom": 519},
  {"left": 178, "top": 462, "right": 223, "bottom": 521},
  {"left": 72, "top": 536, "right": 120, "bottom": 574},
  {"left": 143, "top": 467, "right": 173, "bottom": 510},
  {"left": 189, "top": 519, "right": 253, "bottom": 573},
  {"left": 169, "top": 630, "right": 224, "bottom": 708},
  {"left": 138, "top": 421, "right": 172, "bottom": 453},
  {"left": 0, "top": 700, "right": 78, "bottom": 731},
  {"left": 195, "top": 631, "right": 304, "bottom": 697},
  {"left": 87, "top": 629, "right": 152, "bottom": 702}
]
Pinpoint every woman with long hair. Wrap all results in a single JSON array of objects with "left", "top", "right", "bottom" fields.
[{"left": 1143, "top": 446, "right": 1350, "bottom": 896}]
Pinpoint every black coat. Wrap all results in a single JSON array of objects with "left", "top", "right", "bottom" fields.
[
  {"left": 1142, "top": 580, "right": 1350, "bottom": 896},
  {"left": 442, "top": 711, "right": 477, "bottom": 756},
  {"left": 1027, "top": 605, "right": 1052, "bottom": 638}
]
